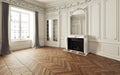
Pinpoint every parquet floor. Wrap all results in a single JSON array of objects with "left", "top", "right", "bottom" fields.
[{"left": 0, "top": 47, "right": 120, "bottom": 75}]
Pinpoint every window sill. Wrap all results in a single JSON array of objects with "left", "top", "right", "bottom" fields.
[{"left": 10, "top": 40, "right": 32, "bottom": 43}]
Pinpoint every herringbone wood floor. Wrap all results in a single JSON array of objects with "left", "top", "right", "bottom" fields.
[{"left": 0, "top": 47, "right": 120, "bottom": 75}]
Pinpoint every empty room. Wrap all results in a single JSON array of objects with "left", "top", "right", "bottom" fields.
[{"left": 0, "top": 0, "right": 120, "bottom": 75}]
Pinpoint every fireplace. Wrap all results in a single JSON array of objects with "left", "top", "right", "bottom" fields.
[
  {"left": 68, "top": 38, "right": 84, "bottom": 52},
  {"left": 67, "top": 35, "right": 88, "bottom": 55}
]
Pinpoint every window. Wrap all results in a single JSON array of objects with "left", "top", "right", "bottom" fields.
[
  {"left": 10, "top": 6, "right": 35, "bottom": 41},
  {"left": 46, "top": 19, "right": 58, "bottom": 41},
  {"left": 53, "top": 19, "right": 58, "bottom": 41},
  {"left": 47, "top": 20, "right": 49, "bottom": 41},
  {"left": 47, "top": 20, "right": 52, "bottom": 41}
]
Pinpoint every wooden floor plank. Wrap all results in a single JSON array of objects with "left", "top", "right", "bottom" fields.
[
  {"left": 0, "top": 57, "right": 12, "bottom": 75},
  {"left": 0, "top": 47, "right": 120, "bottom": 75},
  {"left": 2, "top": 54, "right": 33, "bottom": 75}
]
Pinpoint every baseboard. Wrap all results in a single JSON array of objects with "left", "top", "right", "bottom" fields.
[{"left": 89, "top": 50, "right": 120, "bottom": 61}]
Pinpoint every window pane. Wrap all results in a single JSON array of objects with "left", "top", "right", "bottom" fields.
[
  {"left": 47, "top": 20, "right": 49, "bottom": 41},
  {"left": 21, "top": 13, "right": 30, "bottom": 39},
  {"left": 10, "top": 7, "right": 34, "bottom": 41},
  {"left": 49, "top": 20, "right": 52, "bottom": 40},
  {"left": 11, "top": 11, "right": 20, "bottom": 40},
  {"left": 53, "top": 19, "right": 58, "bottom": 41}
]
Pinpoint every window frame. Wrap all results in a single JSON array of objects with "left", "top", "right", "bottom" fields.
[{"left": 9, "top": 7, "right": 31, "bottom": 42}]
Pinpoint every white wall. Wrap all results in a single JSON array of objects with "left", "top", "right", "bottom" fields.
[
  {"left": 45, "top": 0, "right": 120, "bottom": 61},
  {"left": 0, "top": 2, "right": 2, "bottom": 50},
  {"left": 38, "top": 10, "right": 45, "bottom": 47},
  {"left": 59, "top": 8, "right": 68, "bottom": 48},
  {"left": 88, "top": 0, "right": 120, "bottom": 61},
  {"left": 45, "top": 11, "right": 60, "bottom": 47}
]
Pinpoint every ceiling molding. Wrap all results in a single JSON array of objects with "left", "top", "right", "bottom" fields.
[
  {"left": 45, "top": 0, "right": 93, "bottom": 12},
  {"left": 0, "top": 0, "right": 44, "bottom": 11},
  {"left": 45, "top": 0, "right": 89, "bottom": 8},
  {"left": 24, "top": 0, "right": 45, "bottom": 8},
  {"left": 0, "top": 0, "right": 94, "bottom": 12}
]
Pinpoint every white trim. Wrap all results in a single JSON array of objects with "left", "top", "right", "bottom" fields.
[
  {"left": 9, "top": 6, "right": 33, "bottom": 41},
  {"left": 0, "top": 0, "right": 44, "bottom": 11},
  {"left": 45, "top": 0, "right": 92, "bottom": 12},
  {"left": 89, "top": 1, "right": 101, "bottom": 41},
  {"left": 89, "top": 49, "right": 120, "bottom": 61},
  {"left": 103, "top": 0, "right": 119, "bottom": 42},
  {"left": 88, "top": 40, "right": 120, "bottom": 45},
  {"left": 89, "top": 41, "right": 120, "bottom": 61}
]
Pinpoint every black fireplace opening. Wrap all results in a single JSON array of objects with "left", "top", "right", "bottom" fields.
[{"left": 67, "top": 38, "right": 84, "bottom": 52}]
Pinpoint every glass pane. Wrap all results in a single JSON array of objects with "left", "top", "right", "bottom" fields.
[
  {"left": 21, "top": 13, "right": 30, "bottom": 39},
  {"left": 49, "top": 20, "right": 52, "bottom": 40},
  {"left": 11, "top": 11, "right": 20, "bottom": 40},
  {"left": 47, "top": 20, "right": 49, "bottom": 41},
  {"left": 53, "top": 19, "right": 58, "bottom": 41}
]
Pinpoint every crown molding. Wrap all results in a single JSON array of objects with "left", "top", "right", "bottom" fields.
[
  {"left": 23, "top": 0, "right": 45, "bottom": 8},
  {"left": 46, "top": 0, "right": 91, "bottom": 8},
  {"left": 0, "top": 0, "right": 44, "bottom": 11},
  {"left": 45, "top": 0, "right": 93, "bottom": 12}
]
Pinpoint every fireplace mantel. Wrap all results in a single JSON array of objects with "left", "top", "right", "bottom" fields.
[{"left": 66, "top": 35, "right": 88, "bottom": 55}]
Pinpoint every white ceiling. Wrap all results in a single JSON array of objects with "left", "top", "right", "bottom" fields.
[
  {"left": 36, "top": 0, "right": 62, "bottom": 3},
  {"left": 24, "top": 0, "right": 84, "bottom": 8},
  {"left": 35, "top": 0, "right": 83, "bottom": 3}
]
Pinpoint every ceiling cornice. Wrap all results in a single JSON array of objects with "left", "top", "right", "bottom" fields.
[
  {"left": 0, "top": 0, "right": 94, "bottom": 11},
  {"left": 0, "top": 0, "right": 44, "bottom": 11},
  {"left": 23, "top": 0, "right": 45, "bottom": 8},
  {"left": 45, "top": 0, "right": 85, "bottom": 8},
  {"left": 45, "top": 0, "right": 92, "bottom": 12}
]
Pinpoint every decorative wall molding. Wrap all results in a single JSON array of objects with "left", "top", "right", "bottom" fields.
[
  {"left": 45, "top": 0, "right": 120, "bottom": 61},
  {"left": 68, "top": 5, "right": 88, "bottom": 35},
  {"left": 70, "top": 7, "right": 87, "bottom": 16},
  {"left": 89, "top": 41, "right": 120, "bottom": 61},
  {"left": 23, "top": 0, "right": 45, "bottom": 8},
  {"left": 45, "top": 0, "right": 93, "bottom": 12},
  {"left": 46, "top": 0, "right": 92, "bottom": 8},
  {"left": 103, "top": 0, "right": 119, "bottom": 42},
  {"left": 0, "top": 0, "right": 44, "bottom": 11},
  {"left": 89, "top": 1, "right": 101, "bottom": 41}
]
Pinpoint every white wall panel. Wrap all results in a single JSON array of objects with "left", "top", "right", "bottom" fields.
[
  {"left": 89, "top": 2, "right": 101, "bottom": 41},
  {"left": 101, "top": 44, "right": 119, "bottom": 57},
  {"left": 119, "top": 0, "right": 120, "bottom": 42},
  {"left": 0, "top": 2, "right": 2, "bottom": 51},
  {"left": 103, "top": 0, "right": 118, "bottom": 42},
  {"left": 88, "top": 0, "right": 120, "bottom": 61},
  {"left": 39, "top": 11, "right": 45, "bottom": 46},
  {"left": 88, "top": 41, "right": 101, "bottom": 53},
  {"left": 0, "top": 2, "right": 2, "bottom": 42},
  {"left": 60, "top": 9, "right": 68, "bottom": 48},
  {"left": 10, "top": 41, "right": 32, "bottom": 50}
]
